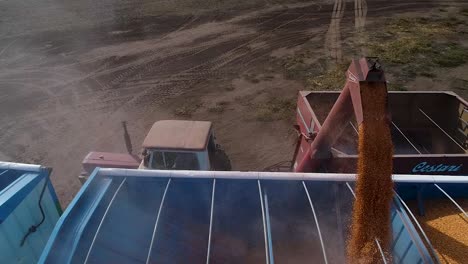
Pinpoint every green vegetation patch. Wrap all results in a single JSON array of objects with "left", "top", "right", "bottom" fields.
[
  {"left": 208, "top": 101, "right": 229, "bottom": 113},
  {"left": 450, "top": 78, "right": 468, "bottom": 91},
  {"left": 225, "top": 84, "right": 235, "bottom": 91},
  {"left": 368, "top": 37, "right": 432, "bottom": 64},
  {"left": 244, "top": 73, "right": 261, "bottom": 83},
  {"left": 306, "top": 61, "right": 349, "bottom": 90},
  {"left": 281, "top": 56, "right": 310, "bottom": 80},
  {"left": 387, "top": 82, "right": 408, "bottom": 91},
  {"left": 367, "top": 17, "right": 468, "bottom": 71},
  {"left": 174, "top": 100, "right": 203, "bottom": 117},
  {"left": 254, "top": 97, "right": 295, "bottom": 121},
  {"left": 277, "top": 13, "right": 468, "bottom": 93},
  {"left": 384, "top": 17, "right": 457, "bottom": 36},
  {"left": 431, "top": 43, "right": 468, "bottom": 67},
  {"left": 461, "top": 8, "right": 468, "bottom": 16}
]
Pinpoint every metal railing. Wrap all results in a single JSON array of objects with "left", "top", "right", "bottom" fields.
[
  {"left": 393, "top": 191, "right": 441, "bottom": 264},
  {"left": 391, "top": 121, "right": 422, "bottom": 154},
  {"left": 258, "top": 180, "right": 272, "bottom": 264},
  {"left": 205, "top": 179, "right": 216, "bottom": 264},
  {"left": 419, "top": 108, "right": 466, "bottom": 152},
  {"left": 303, "top": 181, "right": 329, "bottom": 264},
  {"left": 84, "top": 178, "right": 127, "bottom": 264},
  {"left": 146, "top": 178, "right": 172, "bottom": 264},
  {"left": 433, "top": 183, "right": 468, "bottom": 218}
]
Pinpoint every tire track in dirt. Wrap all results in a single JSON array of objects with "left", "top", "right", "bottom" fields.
[
  {"left": 177, "top": 11, "right": 296, "bottom": 73},
  {"left": 0, "top": 46, "right": 113, "bottom": 112},
  {"left": 0, "top": 68, "right": 77, "bottom": 83},
  {"left": 117, "top": 37, "right": 252, "bottom": 88},
  {"left": 149, "top": 28, "right": 310, "bottom": 79},
  {"left": 110, "top": 34, "right": 251, "bottom": 86},
  {"left": 94, "top": 15, "right": 201, "bottom": 88},
  {"left": 0, "top": 57, "right": 115, "bottom": 139},
  {"left": 0, "top": 38, "right": 17, "bottom": 58},
  {"left": 326, "top": 0, "right": 346, "bottom": 62},
  {"left": 240, "top": 32, "right": 312, "bottom": 68},
  {"left": 75, "top": 10, "right": 296, "bottom": 115},
  {"left": 213, "top": 16, "right": 319, "bottom": 69},
  {"left": 25, "top": 8, "right": 294, "bottom": 103},
  {"left": 0, "top": 52, "right": 34, "bottom": 69},
  {"left": 141, "top": 13, "right": 306, "bottom": 89},
  {"left": 121, "top": 5, "right": 346, "bottom": 104},
  {"left": 208, "top": 14, "right": 307, "bottom": 70},
  {"left": 102, "top": 15, "right": 313, "bottom": 102},
  {"left": 31, "top": 15, "right": 200, "bottom": 72},
  {"left": 5, "top": 16, "right": 198, "bottom": 87},
  {"left": 130, "top": 17, "right": 318, "bottom": 81},
  {"left": 120, "top": 12, "right": 286, "bottom": 84},
  {"left": 96, "top": 9, "right": 290, "bottom": 88}
]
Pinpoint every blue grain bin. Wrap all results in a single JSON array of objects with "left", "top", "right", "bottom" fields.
[
  {"left": 41, "top": 169, "right": 461, "bottom": 264},
  {"left": 0, "top": 162, "right": 61, "bottom": 263}
]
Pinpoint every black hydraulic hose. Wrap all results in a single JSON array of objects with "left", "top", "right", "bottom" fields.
[{"left": 20, "top": 174, "right": 49, "bottom": 247}]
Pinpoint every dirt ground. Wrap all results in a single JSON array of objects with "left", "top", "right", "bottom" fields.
[{"left": 1, "top": 0, "right": 467, "bottom": 206}]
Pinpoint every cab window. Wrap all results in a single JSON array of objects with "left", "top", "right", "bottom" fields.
[
  {"left": 150, "top": 151, "right": 165, "bottom": 169},
  {"left": 171, "top": 152, "right": 199, "bottom": 170},
  {"left": 150, "top": 151, "right": 199, "bottom": 170}
]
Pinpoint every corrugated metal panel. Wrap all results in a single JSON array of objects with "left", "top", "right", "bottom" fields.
[
  {"left": 0, "top": 163, "right": 61, "bottom": 264},
  {"left": 40, "top": 169, "right": 465, "bottom": 264},
  {"left": 391, "top": 198, "right": 431, "bottom": 264}
]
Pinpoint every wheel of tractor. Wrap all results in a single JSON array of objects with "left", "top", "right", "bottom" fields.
[{"left": 213, "top": 145, "right": 232, "bottom": 171}]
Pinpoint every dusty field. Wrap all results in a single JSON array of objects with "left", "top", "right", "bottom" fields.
[{"left": 0, "top": 0, "right": 467, "bottom": 206}]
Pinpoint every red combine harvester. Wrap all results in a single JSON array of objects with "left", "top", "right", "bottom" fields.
[{"left": 293, "top": 57, "right": 467, "bottom": 175}]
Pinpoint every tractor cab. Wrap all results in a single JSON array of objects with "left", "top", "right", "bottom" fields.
[
  {"left": 79, "top": 120, "right": 230, "bottom": 184},
  {"left": 140, "top": 120, "right": 229, "bottom": 171}
]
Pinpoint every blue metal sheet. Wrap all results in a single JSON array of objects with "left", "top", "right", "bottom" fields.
[
  {"left": 260, "top": 180, "right": 327, "bottom": 264},
  {"left": 305, "top": 181, "right": 354, "bottom": 263},
  {"left": 209, "top": 179, "right": 266, "bottom": 264},
  {"left": 40, "top": 168, "right": 112, "bottom": 263},
  {"left": 0, "top": 169, "right": 21, "bottom": 191},
  {"left": 0, "top": 166, "right": 60, "bottom": 264},
  {"left": 0, "top": 173, "right": 44, "bottom": 222},
  {"left": 41, "top": 168, "right": 467, "bottom": 264},
  {"left": 391, "top": 198, "right": 432, "bottom": 264},
  {"left": 148, "top": 178, "right": 212, "bottom": 264},
  {"left": 396, "top": 182, "right": 467, "bottom": 200},
  {"left": 75, "top": 177, "right": 169, "bottom": 264}
]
